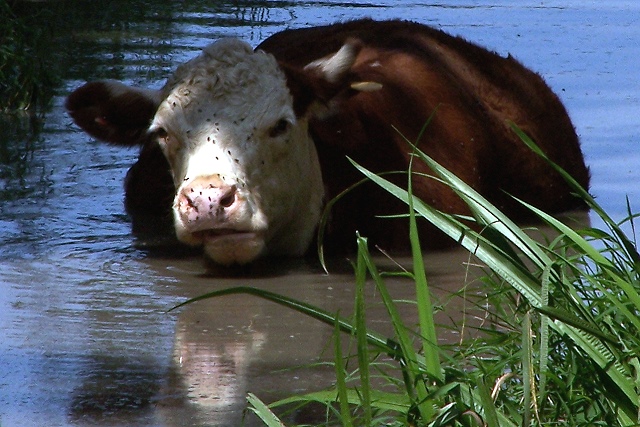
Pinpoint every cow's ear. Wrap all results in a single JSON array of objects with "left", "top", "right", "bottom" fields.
[
  {"left": 282, "top": 39, "right": 375, "bottom": 117},
  {"left": 66, "top": 80, "right": 161, "bottom": 146}
]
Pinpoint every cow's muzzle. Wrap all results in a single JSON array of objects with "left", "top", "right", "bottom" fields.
[
  {"left": 173, "top": 174, "right": 267, "bottom": 264},
  {"left": 176, "top": 175, "right": 239, "bottom": 234}
]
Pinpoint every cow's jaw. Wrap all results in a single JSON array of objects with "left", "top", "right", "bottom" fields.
[{"left": 201, "top": 231, "right": 267, "bottom": 266}]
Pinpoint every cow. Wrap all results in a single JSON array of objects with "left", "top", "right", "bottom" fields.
[{"left": 66, "top": 19, "right": 590, "bottom": 265}]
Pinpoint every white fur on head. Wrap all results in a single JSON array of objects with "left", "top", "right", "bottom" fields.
[{"left": 150, "top": 38, "right": 324, "bottom": 265}]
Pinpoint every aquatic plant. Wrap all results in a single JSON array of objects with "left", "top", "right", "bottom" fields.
[
  {"left": 0, "top": 1, "right": 57, "bottom": 111},
  {"left": 176, "top": 126, "right": 640, "bottom": 426}
]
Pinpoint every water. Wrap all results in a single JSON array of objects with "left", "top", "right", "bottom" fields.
[{"left": 1, "top": 1, "right": 638, "bottom": 426}]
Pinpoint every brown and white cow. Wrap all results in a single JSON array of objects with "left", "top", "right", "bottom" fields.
[{"left": 66, "top": 19, "right": 589, "bottom": 265}]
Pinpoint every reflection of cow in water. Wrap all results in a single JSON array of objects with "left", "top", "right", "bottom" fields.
[
  {"left": 162, "top": 323, "right": 266, "bottom": 426},
  {"left": 66, "top": 19, "right": 589, "bottom": 265},
  {"left": 159, "top": 292, "right": 335, "bottom": 426}
]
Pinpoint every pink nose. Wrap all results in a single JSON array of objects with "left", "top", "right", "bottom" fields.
[{"left": 176, "top": 175, "right": 238, "bottom": 231}]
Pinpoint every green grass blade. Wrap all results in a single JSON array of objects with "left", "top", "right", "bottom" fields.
[
  {"left": 333, "top": 318, "right": 354, "bottom": 427},
  {"left": 553, "top": 322, "right": 637, "bottom": 420},
  {"left": 522, "top": 311, "right": 533, "bottom": 427},
  {"left": 517, "top": 198, "right": 620, "bottom": 271},
  {"left": 535, "top": 305, "right": 617, "bottom": 344},
  {"left": 393, "top": 127, "right": 550, "bottom": 273},
  {"left": 407, "top": 149, "right": 552, "bottom": 273},
  {"left": 356, "top": 236, "right": 435, "bottom": 423},
  {"left": 169, "top": 286, "right": 398, "bottom": 358},
  {"left": 354, "top": 240, "right": 372, "bottom": 425},
  {"left": 316, "top": 172, "right": 404, "bottom": 273},
  {"left": 271, "top": 389, "right": 411, "bottom": 413},
  {"left": 247, "top": 393, "right": 287, "bottom": 427},
  {"left": 538, "top": 266, "right": 551, "bottom": 403},
  {"left": 475, "top": 376, "right": 501, "bottom": 427},
  {"left": 509, "top": 122, "right": 640, "bottom": 270},
  {"left": 520, "top": 199, "right": 640, "bottom": 332},
  {"left": 316, "top": 176, "right": 370, "bottom": 274},
  {"left": 349, "top": 160, "right": 545, "bottom": 308},
  {"left": 350, "top": 158, "right": 639, "bottom": 417},
  {"left": 407, "top": 152, "right": 443, "bottom": 384}
]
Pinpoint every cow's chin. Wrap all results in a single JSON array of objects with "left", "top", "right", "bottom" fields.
[{"left": 196, "top": 230, "right": 266, "bottom": 265}]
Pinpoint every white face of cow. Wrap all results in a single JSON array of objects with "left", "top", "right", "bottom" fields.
[{"left": 149, "top": 39, "right": 325, "bottom": 265}]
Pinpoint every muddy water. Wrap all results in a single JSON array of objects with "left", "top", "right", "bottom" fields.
[{"left": 1, "top": 1, "right": 638, "bottom": 426}]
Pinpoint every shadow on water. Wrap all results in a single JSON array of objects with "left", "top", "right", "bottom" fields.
[
  {"left": 68, "top": 355, "right": 164, "bottom": 423},
  {"left": 0, "top": 1, "right": 638, "bottom": 426}
]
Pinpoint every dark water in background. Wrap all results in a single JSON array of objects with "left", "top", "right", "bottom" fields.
[{"left": 1, "top": 1, "right": 638, "bottom": 426}]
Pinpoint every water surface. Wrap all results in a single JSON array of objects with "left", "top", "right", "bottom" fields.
[{"left": 1, "top": 1, "right": 638, "bottom": 426}]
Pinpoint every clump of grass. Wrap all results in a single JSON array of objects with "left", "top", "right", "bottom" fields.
[
  {"left": 175, "top": 125, "right": 640, "bottom": 426},
  {"left": 0, "top": 1, "right": 57, "bottom": 111}
]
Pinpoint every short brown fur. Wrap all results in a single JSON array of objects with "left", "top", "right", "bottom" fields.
[{"left": 260, "top": 19, "right": 589, "bottom": 252}]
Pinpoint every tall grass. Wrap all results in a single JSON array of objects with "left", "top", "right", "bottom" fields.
[
  {"left": 175, "top": 127, "right": 640, "bottom": 426},
  {"left": 1, "top": 1, "right": 57, "bottom": 112}
]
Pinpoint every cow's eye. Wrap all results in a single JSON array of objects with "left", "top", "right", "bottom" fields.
[
  {"left": 268, "top": 119, "right": 290, "bottom": 138},
  {"left": 153, "top": 127, "right": 168, "bottom": 140}
]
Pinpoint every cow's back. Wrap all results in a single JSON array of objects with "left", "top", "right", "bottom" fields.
[{"left": 259, "top": 19, "right": 589, "bottom": 252}]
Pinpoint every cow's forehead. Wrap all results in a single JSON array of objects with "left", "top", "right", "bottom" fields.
[{"left": 153, "top": 39, "right": 292, "bottom": 136}]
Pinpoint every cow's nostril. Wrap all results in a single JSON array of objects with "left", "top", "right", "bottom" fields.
[
  {"left": 220, "top": 185, "right": 237, "bottom": 208},
  {"left": 220, "top": 194, "right": 234, "bottom": 208}
]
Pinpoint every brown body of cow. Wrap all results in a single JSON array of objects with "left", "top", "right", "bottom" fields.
[{"left": 66, "top": 19, "right": 589, "bottom": 262}]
